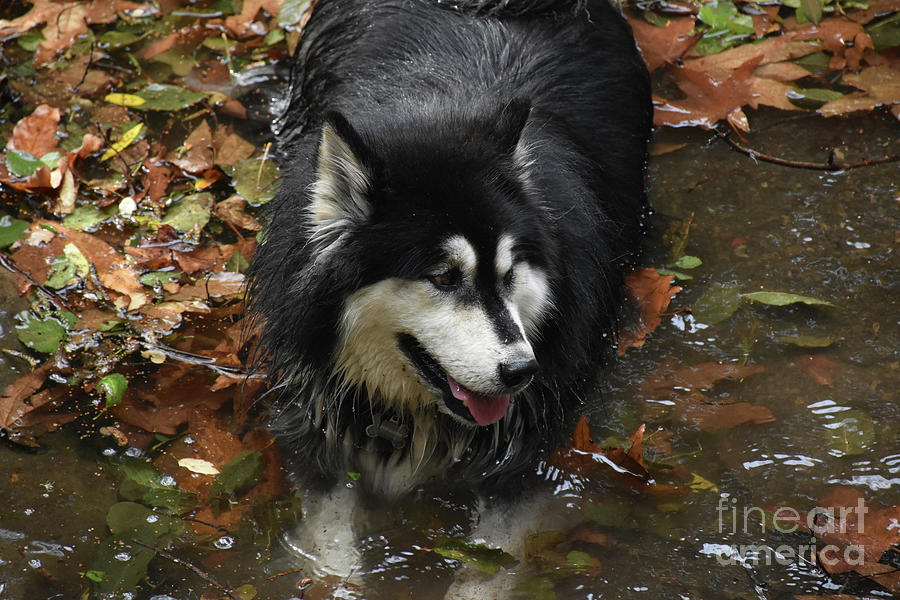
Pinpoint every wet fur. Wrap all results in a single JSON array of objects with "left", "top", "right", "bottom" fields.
[{"left": 248, "top": 0, "right": 652, "bottom": 499}]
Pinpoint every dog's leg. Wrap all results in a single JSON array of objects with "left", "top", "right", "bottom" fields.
[{"left": 280, "top": 485, "right": 362, "bottom": 583}]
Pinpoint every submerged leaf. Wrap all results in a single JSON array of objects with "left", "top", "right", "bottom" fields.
[
  {"left": 98, "top": 373, "right": 128, "bottom": 407},
  {"left": 824, "top": 409, "right": 875, "bottom": 457},
  {"left": 774, "top": 334, "right": 841, "bottom": 348},
  {"left": 210, "top": 450, "right": 265, "bottom": 499},
  {"left": 0, "top": 215, "right": 29, "bottom": 248},
  {"left": 692, "top": 282, "right": 741, "bottom": 324},
  {"left": 432, "top": 538, "right": 517, "bottom": 574},
  {"left": 741, "top": 291, "right": 834, "bottom": 307},
  {"left": 15, "top": 311, "right": 74, "bottom": 353}
]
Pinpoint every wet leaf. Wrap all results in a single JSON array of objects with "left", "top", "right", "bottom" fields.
[
  {"left": 787, "top": 87, "right": 845, "bottom": 109},
  {"left": 774, "top": 334, "right": 841, "bottom": 347},
  {"left": 98, "top": 373, "right": 128, "bottom": 407},
  {"left": 105, "top": 93, "right": 146, "bottom": 107},
  {"left": 128, "top": 84, "right": 209, "bottom": 111},
  {"left": 618, "top": 268, "right": 681, "bottom": 354},
  {"left": 161, "top": 193, "right": 214, "bottom": 232},
  {"left": 742, "top": 291, "right": 834, "bottom": 307},
  {"left": 210, "top": 450, "right": 265, "bottom": 499},
  {"left": 139, "top": 271, "right": 182, "bottom": 287},
  {"left": 801, "top": 0, "right": 824, "bottom": 24},
  {"left": 62, "top": 205, "right": 113, "bottom": 231},
  {"left": 824, "top": 409, "right": 875, "bottom": 456},
  {"left": 278, "top": 0, "right": 311, "bottom": 28},
  {"left": 6, "top": 149, "right": 44, "bottom": 177},
  {"left": 432, "top": 538, "right": 517, "bottom": 574},
  {"left": 178, "top": 458, "right": 220, "bottom": 475},
  {"left": 100, "top": 123, "right": 144, "bottom": 162},
  {"left": 867, "top": 11, "right": 900, "bottom": 52},
  {"left": 794, "top": 353, "right": 837, "bottom": 385},
  {"left": 673, "top": 255, "right": 702, "bottom": 269},
  {"left": 0, "top": 214, "right": 29, "bottom": 248},
  {"left": 230, "top": 157, "right": 280, "bottom": 205},
  {"left": 655, "top": 268, "right": 693, "bottom": 281},
  {"left": 15, "top": 311, "right": 75, "bottom": 353},
  {"left": 118, "top": 460, "right": 197, "bottom": 514},
  {"left": 44, "top": 243, "right": 89, "bottom": 289},
  {"left": 689, "top": 472, "right": 719, "bottom": 493},
  {"left": 692, "top": 282, "right": 742, "bottom": 324}
]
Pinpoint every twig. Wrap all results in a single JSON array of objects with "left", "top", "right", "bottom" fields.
[
  {"left": 128, "top": 538, "right": 242, "bottom": 600},
  {"left": 0, "top": 252, "right": 71, "bottom": 311},
  {"left": 138, "top": 339, "right": 267, "bottom": 379},
  {"left": 713, "top": 128, "right": 900, "bottom": 171}
]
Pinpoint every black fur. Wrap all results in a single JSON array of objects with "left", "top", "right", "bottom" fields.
[{"left": 248, "top": 0, "right": 652, "bottom": 497}]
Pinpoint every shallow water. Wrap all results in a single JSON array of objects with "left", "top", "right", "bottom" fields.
[{"left": 0, "top": 109, "right": 897, "bottom": 599}]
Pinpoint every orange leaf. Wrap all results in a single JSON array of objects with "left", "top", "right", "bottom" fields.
[{"left": 618, "top": 268, "right": 681, "bottom": 354}]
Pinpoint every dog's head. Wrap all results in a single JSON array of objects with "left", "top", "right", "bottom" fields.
[{"left": 306, "top": 103, "right": 554, "bottom": 427}]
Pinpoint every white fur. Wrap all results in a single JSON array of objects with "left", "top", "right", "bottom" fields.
[
  {"left": 307, "top": 124, "right": 372, "bottom": 254},
  {"left": 333, "top": 235, "right": 553, "bottom": 418},
  {"left": 495, "top": 234, "right": 515, "bottom": 279}
]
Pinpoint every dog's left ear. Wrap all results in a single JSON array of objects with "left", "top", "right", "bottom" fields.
[
  {"left": 495, "top": 98, "right": 531, "bottom": 151},
  {"left": 309, "top": 112, "right": 373, "bottom": 234}
]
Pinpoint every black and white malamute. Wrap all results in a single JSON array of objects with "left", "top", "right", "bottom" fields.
[{"left": 249, "top": 0, "right": 652, "bottom": 500}]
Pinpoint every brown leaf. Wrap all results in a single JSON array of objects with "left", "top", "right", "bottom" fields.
[
  {"left": 793, "top": 354, "right": 837, "bottom": 386},
  {"left": 0, "top": 365, "right": 51, "bottom": 429},
  {"left": 790, "top": 19, "right": 874, "bottom": 71},
  {"left": 775, "top": 488, "right": 900, "bottom": 593},
  {"left": 224, "top": 0, "right": 283, "bottom": 37},
  {"left": 142, "top": 160, "right": 178, "bottom": 204},
  {"left": 7, "top": 104, "right": 60, "bottom": 157},
  {"left": 167, "top": 271, "right": 245, "bottom": 301},
  {"left": 642, "top": 361, "right": 766, "bottom": 394},
  {"left": 618, "top": 268, "right": 681, "bottom": 354},
  {"left": 168, "top": 120, "right": 214, "bottom": 174},
  {"left": 674, "top": 397, "right": 776, "bottom": 432},
  {"left": 213, "top": 129, "right": 256, "bottom": 167},
  {"left": 628, "top": 16, "right": 698, "bottom": 72},
  {"left": 819, "top": 66, "right": 900, "bottom": 117},
  {"left": 215, "top": 196, "right": 262, "bottom": 231}
]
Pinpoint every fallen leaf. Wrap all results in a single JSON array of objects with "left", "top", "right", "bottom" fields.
[
  {"left": 618, "top": 268, "right": 681, "bottom": 354},
  {"left": 168, "top": 120, "right": 214, "bottom": 174},
  {"left": 628, "top": 16, "right": 698, "bottom": 72},
  {"left": 793, "top": 354, "right": 837, "bottom": 386}
]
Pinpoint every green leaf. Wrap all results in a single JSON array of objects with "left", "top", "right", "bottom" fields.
[
  {"left": 774, "top": 335, "right": 841, "bottom": 348},
  {"left": 62, "top": 205, "right": 114, "bottom": 231},
  {"left": 867, "top": 12, "right": 900, "bottom": 52},
  {"left": 210, "top": 450, "right": 265, "bottom": 499},
  {"left": 0, "top": 214, "right": 29, "bottom": 248},
  {"left": 99, "top": 30, "right": 145, "bottom": 48},
  {"left": 39, "top": 151, "right": 61, "bottom": 170},
  {"left": 139, "top": 271, "right": 182, "bottom": 287},
  {"left": 673, "top": 255, "right": 702, "bottom": 269},
  {"left": 824, "top": 410, "right": 875, "bottom": 457},
  {"left": 786, "top": 87, "right": 844, "bottom": 110},
  {"left": 113, "top": 84, "right": 209, "bottom": 111},
  {"left": 278, "top": 0, "right": 310, "bottom": 28},
  {"left": 692, "top": 283, "right": 742, "bottom": 325},
  {"left": 347, "top": 471, "right": 361, "bottom": 481},
  {"left": 432, "top": 538, "right": 517, "bottom": 575},
  {"left": 656, "top": 268, "right": 693, "bottom": 281},
  {"left": 84, "top": 570, "right": 104, "bottom": 583},
  {"left": 512, "top": 577, "right": 557, "bottom": 600},
  {"left": 17, "top": 31, "right": 44, "bottom": 52},
  {"left": 91, "top": 502, "right": 187, "bottom": 593},
  {"left": 792, "top": 51, "right": 831, "bottom": 75},
  {"left": 230, "top": 157, "right": 280, "bottom": 206},
  {"left": 800, "top": 0, "right": 823, "bottom": 24},
  {"left": 98, "top": 373, "right": 128, "bottom": 407},
  {"left": 6, "top": 149, "right": 43, "bottom": 177},
  {"left": 118, "top": 460, "right": 197, "bottom": 514},
  {"left": 226, "top": 250, "right": 249, "bottom": 273},
  {"left": 45, "top": 243, "right": 89, "bottom": 289},
  {"left": 740, "top": 291, "right": 834, "bottom": 307},
  {"left": 161, "top": 192, "right": 213, "bottom": 232},
  {"left": 44, "top": 256, "right": 78, "bottom": 289},
  {"left": 15, "top": 311, "right": 73, "bottom": 353},
  {"left": 564, "top": 550, "right": 599, "bottom": 573}
]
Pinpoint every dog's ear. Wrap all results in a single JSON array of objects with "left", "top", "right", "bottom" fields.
[
  {"left": 309, "top": 112, "right": 373, "bottom": 231},
  {"left": 495, "top": 98, "right": 531, "bottom": 151}
]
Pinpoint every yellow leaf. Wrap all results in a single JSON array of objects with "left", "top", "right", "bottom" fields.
[
  {"left": 105, "top": 93, "right": 146, "bottom": 107},
  {"left": 689, "top": 472, "right": 719, "bottom": 493},
  {"left": 177, "top": 458, "right": 220, "bottom": 475},
  {"left": 100, "top": 123, "right": 144, "bottom": 162}
]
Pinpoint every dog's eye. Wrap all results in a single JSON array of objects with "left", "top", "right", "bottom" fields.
[
  {"left": 503, "top": 269, "right": 514, "bottom": 288},
  {"left": 429, "top": 268, "right": 461, "bottom": 289}
]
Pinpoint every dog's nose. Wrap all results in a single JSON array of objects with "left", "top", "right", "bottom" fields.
[{"left": 498, "top": 357, "right": 538, "bottom": 390}]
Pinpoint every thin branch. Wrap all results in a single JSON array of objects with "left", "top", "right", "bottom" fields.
[
  {"left": 128, "top": 538, "right": 242, "bottom": 600},
  {"left": 713, "top": 128, "right": 900, "bottom": 171},
  {"left": 0, "top": 252, "right": 71, "bottom": 311},
  {"left": 138, "top": 339, "right": 267, "bottom": 379}
]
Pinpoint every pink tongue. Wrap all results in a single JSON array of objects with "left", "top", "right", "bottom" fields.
[{"left": 446, "top": 375, "right": 510, "bottom": 426}]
